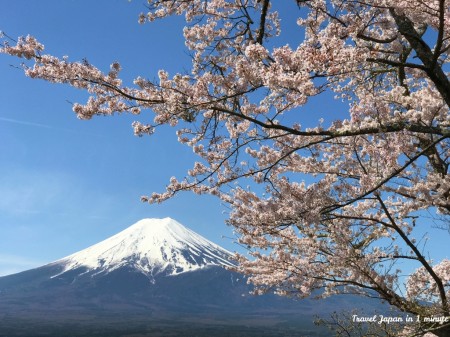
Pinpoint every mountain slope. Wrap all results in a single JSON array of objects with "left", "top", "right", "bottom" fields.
[{"left": 0, "top": 218, "right": 388, "bottom": 336}]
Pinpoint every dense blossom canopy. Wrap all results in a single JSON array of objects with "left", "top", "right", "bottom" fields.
[{"left": 1, "top": 1, "right": 450, "bottom": 335}]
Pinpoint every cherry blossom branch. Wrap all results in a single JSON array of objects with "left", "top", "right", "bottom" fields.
[
  {"left": 390, "top": 8, "right": 450, "bottom": 107},
  {"left": 323, "top": 135, "right": 449, "bottom": 214},
  {"left": 376, "top": 194, "right": 449, "bottom": 316}
]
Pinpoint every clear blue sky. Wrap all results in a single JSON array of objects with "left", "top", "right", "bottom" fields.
[
  {"left": 0, "top": 0, "right": 241, "bottom": 276},
  {"left": 0, "top": 0, "right": 312, "bottom": 277},
  {"left": 0, "top": 1, "right": 448, "bottom": 279}
]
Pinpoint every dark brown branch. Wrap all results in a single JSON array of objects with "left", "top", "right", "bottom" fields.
[
  {"left": 256, "top": 0, "right": 270, "bottom": 44},
  {"left": 433, "top": 0, "right": 446, "bottom": 66},
  {"left": 390, "top": 9, "right": 450, "bottom": 108},
  {"left": 366, "top": 57, "right": 426, "bottom": 71},
  {"left": 323, "top": 135, "right": 449, "bottom": 214},
  {"left": 213, "top": 106, "right": 450, "bottom": 138},
  {"left": 376, "top": 194, "right": 449, "bottom": 316},
  {"left": 357, "top": 32, "right": 397, "bottom": 44}
]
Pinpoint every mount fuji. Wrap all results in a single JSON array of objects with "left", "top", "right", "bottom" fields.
[
  {"left": 52, "top": 217, "right": 234, "bottom": 280},
  {"left": 0, "top": 218, "right": 385, "bottom": 336}
]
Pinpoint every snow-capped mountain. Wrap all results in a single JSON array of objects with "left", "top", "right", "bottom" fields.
[
  {"left": 53, "top": 217, "right": 234, "bottom": 279},
  {"left": 0, "top": 217, "right": 387, "bottom": 336}
]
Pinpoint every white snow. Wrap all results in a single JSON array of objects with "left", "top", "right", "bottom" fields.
[{"left": 52, "top": 218, "right": 234, "bottom": 278}]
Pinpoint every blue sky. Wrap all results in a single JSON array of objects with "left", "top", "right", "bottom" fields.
[
  {"left": 0, "top": 1, "right": 448, "bottom": 280},
  {"left": 0, "top": 0, "right": 312, "bottom": 277},
  {"left": 0, "top": 0, "right": 240, "bottom": 276}
]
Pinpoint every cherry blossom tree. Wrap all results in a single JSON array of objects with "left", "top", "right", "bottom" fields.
[{"left": 1, "top": 0, "right": 450, "bottom": 335}]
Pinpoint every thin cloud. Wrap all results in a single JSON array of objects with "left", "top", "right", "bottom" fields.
[{"left": 0, "top": 116, "right": 55, "bottom": 129}]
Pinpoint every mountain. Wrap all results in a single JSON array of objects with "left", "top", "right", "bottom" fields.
[
  {"left": 52, "top": 217, "right": 234, "bottom": 280},
  {"left": 0, "top": 218, "right": 387, "bottom": 336}
]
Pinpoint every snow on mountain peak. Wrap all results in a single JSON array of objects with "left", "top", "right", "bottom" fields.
[{"left": 54, "top": 218, "right": 234, "bottom": 278}]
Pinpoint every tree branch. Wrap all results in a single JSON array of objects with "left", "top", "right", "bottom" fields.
[{"left": 256, "top": 0, "right": 270, "bottom": 44}]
